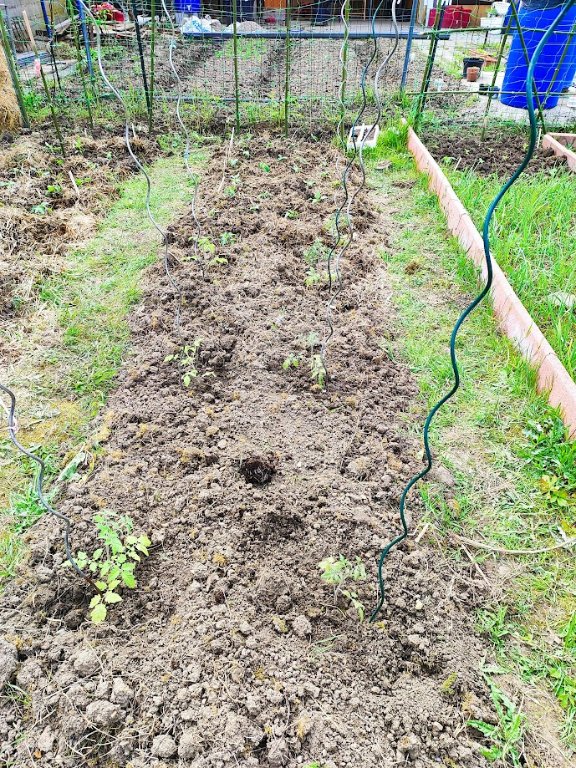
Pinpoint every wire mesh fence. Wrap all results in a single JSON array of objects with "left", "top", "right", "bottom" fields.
[{"left": 1, "top": 0, "right": 576, "bottom": 136}]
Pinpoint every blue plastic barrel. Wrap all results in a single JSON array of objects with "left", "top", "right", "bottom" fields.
[
  {"left": 501, "top": 1, "right": 576, "bottom": 109},
  {"left": 174, "top": 0, "right": 201, "bottom": 15}
]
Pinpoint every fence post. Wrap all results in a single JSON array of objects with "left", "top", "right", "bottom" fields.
[
  {"left": 401, "top": 0, "right": 420, "bottom": 91},
  {"left": 413, "top": 0, "right": 444, "bottom": 129},
  {"left": 66, "top": 0, "right": 95, "bottom": 134},
  {"left": 284, "top": 0, "right": 291, "bottom": 136},
  {"left": 232, "top": 0, "right": 240, "bottom": 131}
]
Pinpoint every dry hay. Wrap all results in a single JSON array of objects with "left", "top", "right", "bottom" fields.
[{"left": 0, "top": 42, "right": 21, "bottom": 132}]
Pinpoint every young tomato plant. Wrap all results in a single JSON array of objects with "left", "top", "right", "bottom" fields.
[
  {"left": 72, "top": 510, "right": 151, "bottom": 624},
  {"left": 164, "top": 339, "right": 206, "bottom": 386},
  {"left": 318, "top": 555, "right": 367, "bottom": 621}
]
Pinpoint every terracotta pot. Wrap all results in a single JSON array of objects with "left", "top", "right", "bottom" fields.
[{"left": 466, "top": 66, "right": 480, "bottom": 83}]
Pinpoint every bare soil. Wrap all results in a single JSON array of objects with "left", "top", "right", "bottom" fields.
[
  {"left": 0, "top": 135, "right": 499, "bottom": 768},
  {"left": 423, "top": 130, "right": 568, "bottom": 177}
]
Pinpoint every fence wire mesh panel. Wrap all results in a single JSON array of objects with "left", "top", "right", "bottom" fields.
[{"left": 2, "top": 0, "right": 576, "bottom": 135}]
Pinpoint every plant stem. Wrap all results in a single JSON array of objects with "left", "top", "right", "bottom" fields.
[{"left": 0, "top": 9, "right": 29, "bottom": 128}]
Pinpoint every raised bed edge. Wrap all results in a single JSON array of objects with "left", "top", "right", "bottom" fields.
[
  {"left": 542, "top": 133, "right": 576, "bottom": 172},
  {"left": 407, "top": 126, "right": 576, "bottom": 437}
]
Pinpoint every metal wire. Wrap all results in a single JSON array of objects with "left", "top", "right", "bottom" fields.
[
  {"left": 320, "top": 0, "right": 400, "bottom": 379},
  {"left": 369, "top": 0, "right": 576, "bottom": 622},
  {"left": 0, "top": 383, "right": 92, "bottom": 584},
  {"left": 161, "top": 0, "right": 201, "bottom": 264},
  {"left": 78, "top": 0, "right": 182, "bottom": 333}
]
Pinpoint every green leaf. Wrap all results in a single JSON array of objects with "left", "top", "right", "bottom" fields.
[
  {"left": 109, "top": 565, "right": 121, "bottom": 580},
  {"left": 108, "top": 579, "right": 120, "bottom": 590},
  {"left": 140, "top": 534, "right": 152, "bottom": 547},
  {"left": 95, "top": 580, "right": 107, "bottom": 592},
  {"left": 104, "top": 591, "right": 122, "bottom": 604},
  {"left": 92, "top": 548, "right": 103, "bottom": 560},
  {"left": 89, "top": 594, "right": 102, "bottom": 608},
  {"left": 91, "top": 603, "right": 107, "bottom": 624},
  {"left": 183, "top": 373, "right": 191, "bottom": 387},
  {"left": 122, "top": 572, "right": 137, "bottom": 589},
  {"left": 126, "top": 535, "right": 137, "bottom": 545}
]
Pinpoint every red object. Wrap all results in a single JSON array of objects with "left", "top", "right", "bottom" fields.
[
  {"left": 92, "top": 2, "right": 124, "bottom": 21},
  {"left": 428, "top": 6, "right": 471, "bottom": 29}
]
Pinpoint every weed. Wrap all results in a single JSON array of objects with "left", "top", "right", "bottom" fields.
[
  {"left": 259, "top": 162, "right": 271, "bottom": 173},
  {"left": 30, "top": 202, "right": 49, "bottom": 215},
  {"left": 468, "top": 678, "right": 526, "bottom": 766},
  {"left": 69, "top": 510, "right": 150, "bottom": 624},
  {"left": 46, "top": 183, "right": 62, "bottom": 197},
  {"left": 285, "top": 209, "right": 299, "bottom": 220},
  {"left": 165, "top": 339, "right": 207, "bottom": 386},
  {"left": 318, "top": 555, "right": 367, "bottom": 621},
  {"left": 478, "top": 606, "right": 513, "bottom": 649}
]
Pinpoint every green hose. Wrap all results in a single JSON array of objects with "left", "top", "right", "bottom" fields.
[{"left": 370, "top": 0, "right": 576, "bottom": 622}]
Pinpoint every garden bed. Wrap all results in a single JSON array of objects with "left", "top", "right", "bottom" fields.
[{"left": 0, "top": 134, "right": 500, "bottom": 767}]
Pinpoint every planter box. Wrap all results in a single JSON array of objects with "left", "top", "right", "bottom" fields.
[
  {"left": 542, "top": 133, "right": 576, "bottom": 172},
  {"left": 480, "top": 16, "right": 504, "bottom": 28}
]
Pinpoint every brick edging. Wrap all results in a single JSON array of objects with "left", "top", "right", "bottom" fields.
[{"left": 407, "top": 127, "right": 576, "bottom": 437}]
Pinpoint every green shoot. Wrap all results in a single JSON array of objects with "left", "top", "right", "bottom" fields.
[
  {"left": 70, "top": 510, "right": 151, "bottom": 624},
  {"left": 164, "top": 339, "right": 204, "bottom": 386},
  {"left": 318, "top": 555, "right": 367, "bottom": 621}
]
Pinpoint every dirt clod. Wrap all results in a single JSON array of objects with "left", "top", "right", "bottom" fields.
[
  {"left": 239, "top": 453, "right": 278, "bottom": 485},
  {"left": 151, "top": 734, "right": 178, "bottom": 758},
  {"left": 0, "top": 639, "right": 17, "bottom": 687}
]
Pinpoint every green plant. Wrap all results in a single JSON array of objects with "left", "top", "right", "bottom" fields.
[
  {"left": 164, "top": 339, "right": 205, "bottom": 386},
  {"left": 198, "top": 236, "right": 216, "bottom": 255},
  {"left": 46, "top": 183, "right": 62, "bottom": 196},
  {"left": 285, "top": 209, "right": 299, "bottom": 220},
  {"left": 318, "top": 555, "right": 367, "bottom": 621},
  {"left": 259, "top": 162, "right": 271, "bottom": 173},
  {"left": 282, "top": 354, "right": 300, "bottom": 370},
  {"left": 71, "top": 510, "right": 151, "bottom": 624},
  {"left": 310, "top": 354, "right": 326, "bottom": 388},
  {"left": 468, "top": 679, "right": 526, "bottom": 766},
  {"left": 30, "top": 202, "right": 49, "bottom": 215},
  {"left": 220, "top": 231, "right": 236, "bottom": 246}
]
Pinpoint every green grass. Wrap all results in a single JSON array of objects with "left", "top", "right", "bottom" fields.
[
  {"left": 441, "top": 162, "right": 576, "bottom": 380},
  {"left": 367, "top": 129, "right": 576, "bottom": 756},
  {"left": 0, "top": 152, "right": 198, "bottom": 585}
]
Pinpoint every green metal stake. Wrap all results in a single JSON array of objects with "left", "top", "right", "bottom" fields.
[
  {"left": 232, "top": 0, "right": 240, "bottom": 132},
  {"left": 149, "top": 0, "right": 156, "bottom": 132},
  {"left": 339, "top": 0, "right": 350, "bottom": 147},
  {"left": 22, "top": 9, "right": 65, "bottom": 155},
  {"left": 284, "top": 0, "right": 291, "bottom": 136},
  {"left": 413, "top": 0, "right": 444, "bottom": 129},
  {"left": 0, "top": 9, "right": 29, "bottom": 128},
  {"left": 65, "top": 0, "right": 95, "bottom": 135},
  {"left": 481, "top": 8, "right": 514, "bottom": 140}
]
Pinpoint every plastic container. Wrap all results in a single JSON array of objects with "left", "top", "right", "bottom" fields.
[
  {"left": 174, "top": 0, "right": 201, "bottom": 14},
  {"left": 428, "top": 6, "right": 471, "bottom": 29},
  {"left": 501, "top": 2, "right": 576, "bottom": 109},
  {"left": 463, "top": 56, "right": 484, "bottom": 77}
]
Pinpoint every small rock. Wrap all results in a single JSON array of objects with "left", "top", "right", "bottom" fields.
[
  {"left": 85, "top": 700, "right": 123, "bottom": 728},
  {"left": 292, "top": 615, "right": 312, "bottom": 638},
  {"left": 111, "top": 678, "right": 133, "bottom": 707},
  {"left": 238, "top": 621, "right": 252, "bottom": 636},
  {"left": 430, "top": 464, "right": 455, "bottom": 487},
  {"left": 151, "top": 734, "right": 177, "bottom": 759},
  {"left": 36, "top": 726, "right": 55, "bottom": 753},
  {"left": 178, "top": 730, "right": 200, "bottom": 760},
  {"left": 268, "top": 737, "right": 289, "bottom": 767},
  {"left": 73, "top": 649, "right": 100, "bottom": 677},
  {"left": 0, "top": 639, "right": 18, "bottom": 687}
]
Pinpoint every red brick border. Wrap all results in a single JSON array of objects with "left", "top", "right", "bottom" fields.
[{"left": 407, "top": 127, "right": 576, "bottom": 437}]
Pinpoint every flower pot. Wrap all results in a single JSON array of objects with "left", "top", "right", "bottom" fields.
[
  {"left": 462, "top": 56, "right": 484, "bottom": 78},
  {"left": 466, "top": 66, "right": 480, "bottom": 83}
]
